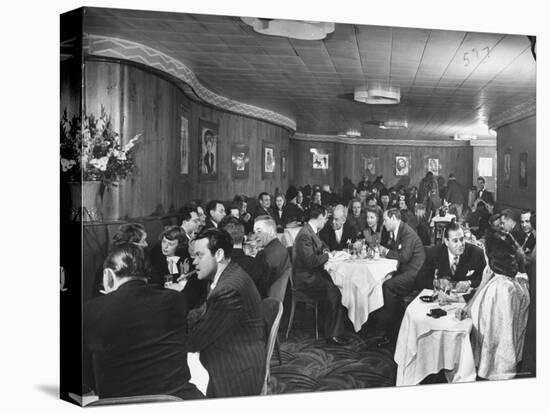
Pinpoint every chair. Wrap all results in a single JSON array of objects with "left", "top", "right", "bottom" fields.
[
  {"left": 285, "top": 269, "right": 319, "bottom": 340},
  {"left": 261, "top": 298, "right": 283, "bottom": 395},
  {"left": 267, "top": 266, "right": 291, "bottom": 365},
  {"left": 86, "top": 394, "right": 183, "bottom": 406},
  {"left": 434, "top": 221, "right": 450, "bottom": 245}
]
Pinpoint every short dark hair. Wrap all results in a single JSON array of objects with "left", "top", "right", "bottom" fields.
[
  {"left": 366, "top": 194, "right": 377, "bottom": 203},
  {"left": 520, "top": 209, "right": 535, "bottom": 228},
  {"left": 444, "top": 221, "right": 462, "bottom": 239},
  {"left": 477, "top": 176, "right": 486, "bottom": 183},
  {"left": 205, "top": 199, "right": 223, "bottom": 218},
  {"left": 111, "top": 223, "right": 145, "bottom": 246},
  {"left": 196, "top": 228, "right": 233, "bottom": 258},
  {"left": 258, "top": 192, "right": 270, "bottom": 200},
  {"left": 385, "top": 208, "right": 401, "bottom": 220},
  {"left": 103, "top": 243, "right": 148, "bottom": 279},
  {"left": 308, "top": 205, "right": 327, "bottom": 220},
  {"left": 233, "top": 194, "right": 248, "bottom": 208},
  {"left": 219, "top": 216, "right": 245, "bottom": 245},
  {"left": 179, "top": 205, "right": 198, "bottom": 224},
  {"left": 500, "top": 209, "right": 516, "bottom": 222}
]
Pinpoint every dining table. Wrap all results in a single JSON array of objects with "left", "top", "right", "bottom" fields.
[
  {"left": 324, "top": 252, "right": 398, "bottom": 332},
  {"left": 394, "top": 289, "right": 476, "bottom": 386}
]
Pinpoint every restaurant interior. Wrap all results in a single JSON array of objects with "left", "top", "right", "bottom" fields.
[{"left": 59, "top": 3, "right": 537, "bottom": 407}]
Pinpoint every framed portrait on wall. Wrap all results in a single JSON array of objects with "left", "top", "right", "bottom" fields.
[
  {"left": 504, "top": 147, "right": 512, "bottom": 187},
  {"left": 281, "top": 150, "right": 287, "bottom": 178},
  {"left": 395, "top": 153, "right": 410, "bottom": 176},
  {"left": 179, "top": 111, "right": 189, "bottom": 175},
  {"left": 311, "top": 148, "right": 329, "bottom": 170},
  {"left": 427, "top": 157, "right": 440, "bottom": 175},
  {"left": 198, "top": 119, "right": 218, "bottom": 181},
  {"left": 231, "top": 143, "right": 250, "bottom": 180},
  {"left": 262, "top": 142, "right": 275, "bottom": 179},
  {"left": 519, "top": 152, "right": 528, "bottom": 187},
  {"left": 362, "top": 155, "right": 378, "bottom": 180}
]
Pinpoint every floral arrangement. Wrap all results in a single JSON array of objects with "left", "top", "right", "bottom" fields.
[{"left": 60, "top": 106, "right": 141, "bottom": 186}]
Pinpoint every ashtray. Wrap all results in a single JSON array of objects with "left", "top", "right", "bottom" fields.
[{"left": 420, "top": 295, "right": 436, "bottom": 303}]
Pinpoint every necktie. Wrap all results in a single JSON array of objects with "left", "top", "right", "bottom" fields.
[
  {"left": 451, "top": 255, "right": 459, "bottom": 275},
  {"left": 389, "top": 232, "right": 395, "bottom": 249}
]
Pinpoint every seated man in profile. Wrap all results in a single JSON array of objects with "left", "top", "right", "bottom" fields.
[
  {"left": 188, "top": 229, "right": 265, "bottom": 398},
  {"left": 513, "top": 209, "right": 536, "bottom": 257},
  {"left": 83, "top": 244, "right": 203, "bottom": 400},
  {"left": 416, "top": 222, "right": 486, "bottom": 295},
  {"left": 319, "top": 204, "right": 357, "bottom": 251},
  {"left": 250, "top": 215, "right": 291, "bottom": 298},
  {"left": 293, "top": 205, "right": 348, "bottom": 345},
  {"left": 376, "top": 208, "right": 425, "bottom": 346}
]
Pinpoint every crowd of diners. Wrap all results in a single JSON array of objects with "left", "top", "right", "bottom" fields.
[{"left": 82, "top": 171, "right": 536, "bottom": 400}]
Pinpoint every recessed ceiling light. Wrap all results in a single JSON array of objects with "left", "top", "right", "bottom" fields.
[
  {"left": 379, "top": 120, "right": 408, "bottom": 130},
  {"left": 240, "top": 17, "right": 334, "bottom": 40},
  {"left": 453, "top": 134, "right": 477, "bottom": 141},
  {"left": 354, "top": 85, "right": 400, "bottom": 105}
]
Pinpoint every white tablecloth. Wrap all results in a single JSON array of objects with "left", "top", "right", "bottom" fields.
[
  {"left": 188, "top": 352, "right": 209, "bottom": 395},
  {"left": 394, "top": 289, "right": 476, "bottom": 386},
  {"left": 325, "top": 255, "right": 398, "bottom": 332}
]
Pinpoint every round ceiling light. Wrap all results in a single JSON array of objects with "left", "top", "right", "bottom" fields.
[{"left": 354, "top": 85, "right": 400, "bottom": 105}]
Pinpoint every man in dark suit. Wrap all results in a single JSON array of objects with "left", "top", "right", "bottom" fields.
[
  {"left": 377, "top": 208, "right": 426, "bottom": 345},
  {"left": 514, "top": 209, "right": 536, "bottom": 259},
  {"left": 475, "top": 176, "right": 494, "bottom": 209},
  {"left": 252, "top": 192, "right": 275, "bottom": 222},
  {"left": 188, "top": 229, "right": 265, "bottom": 398},
  {"left": 250, "top": 215, "right": 291, "bottom": 298},
  {"left": 416, "top": 222, "right": 486, "bottom": 291},
  {"left": 293, "top": 205, "right": 348, "bottom": 345},
  {"left": 83, "top": 244, "right": 203, "bottom": 400},
  {"left": 319, "top": 204, "right": 357, "bottom": 251},
  {"left": 204, "top": 199, "right": 226, "bottom": 229},
  {"left": 220, "top": 215, "right": 254, "bottom": 276}
]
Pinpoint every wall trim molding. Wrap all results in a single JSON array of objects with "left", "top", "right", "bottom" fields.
[
  {"left": 489, "top": 98, "right": 536, "bottom": 130},
  {"left": 83, "top": 34, "right": 297, "bottom": 131},
  {"left": 292, "top": 133, "right": 472, "bottom": 147}
]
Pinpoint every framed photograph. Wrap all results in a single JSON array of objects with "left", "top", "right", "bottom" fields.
[
  {"left": 504, "top": 147, "right": 512, "bottom": 187},
  {"left": 281, "top": 150, "right": 287, "bottom": 178},
  {"left": 362, "top": 155, "right": 378, "bottom": 180},
  {"left": 179, "top": 111, "right": 189, "bottom": 174},
  {"left": 198, "top": 119, "right": 218, "bottom": 181},
  {"left": 427, "top": 157, "right": 440, "bottom": 175},
  {"left": 231, "top": 143, "right": 250, "bottom": 180},
  {"left": 311, "top": 148, "right": 329, "bottom": 170},
  {"left": 262, "top": 142, "right": 275, "bottom": 179},
  {"left": 519, "top": 152, "right": 528, "bottom": 187},
  {"left": 395, "top": 153, "right": 411, "bottom": 176}
]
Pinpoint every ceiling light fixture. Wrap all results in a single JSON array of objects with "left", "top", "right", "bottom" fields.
[
  {"left": 345, "top": 129, "right": 361, "bottom": 137},
  {"left": 453, "top": 134, "right": 477, "bottom": 141},
  {"left": 379, "top": 120, "right": 408, "bottom": 130},
  {"left": 240, "top": 17, "right": 334, "bottom": 40},
  {"left": 354, "top": 84, "right": 400, "bottom": 105}
]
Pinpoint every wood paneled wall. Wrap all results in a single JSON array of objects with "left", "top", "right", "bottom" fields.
[
  {"left": 496, "top": 115, "right": 536, "bottom": 211},
  {"left": 84, "top": 59, "right": 290, "bottom": 219},
  {"left": 290, "top": 139, "right": 473, "bottom": 193}
]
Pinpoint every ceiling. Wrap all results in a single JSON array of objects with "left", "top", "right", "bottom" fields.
[{"left": 83, "top": 7, "right": 536, "bottom": 141}]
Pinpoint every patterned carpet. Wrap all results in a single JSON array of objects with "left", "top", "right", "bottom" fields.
[{"left": 267, "top": 303, "right": 398, "bottom": 394}]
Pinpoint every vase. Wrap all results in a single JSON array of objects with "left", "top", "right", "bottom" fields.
[
  {"left": 102, "top": 182, "right": 120, "bottom": 221},
  {"left": 68, "top": 181, "right": 102, "bottom": 222}
]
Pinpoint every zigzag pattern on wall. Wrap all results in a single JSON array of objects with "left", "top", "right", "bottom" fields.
[{"left": 83, "top": 34, "right": 297, "bottom": 131}]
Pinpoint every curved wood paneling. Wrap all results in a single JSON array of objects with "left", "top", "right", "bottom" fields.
[{"left": 84, "top": 59, "right": 290, "bottom": 219}]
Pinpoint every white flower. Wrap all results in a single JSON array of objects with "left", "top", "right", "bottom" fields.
[
  {"left": 90, "top": 156, "right": 109, "bottom": 171},
  {"left": 60, "top": 158, "right": 76, "bottom": 172},
  {"left": 123, "top": 134, "right": 141, "bottom": 152},
  {"left": 113, "top": 149, "right": 127, "bottom": 161}
]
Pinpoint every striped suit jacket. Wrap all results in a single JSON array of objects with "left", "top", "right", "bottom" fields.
[{"left": 187, "top": 261, "right": 265, "bottom": 398}]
